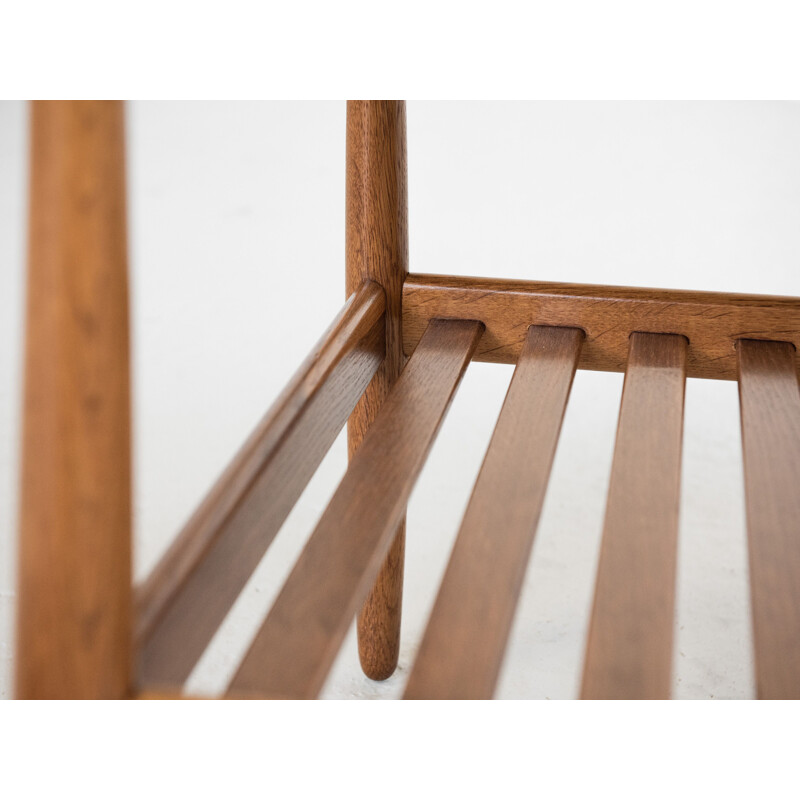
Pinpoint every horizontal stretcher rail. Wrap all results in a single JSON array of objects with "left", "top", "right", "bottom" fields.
[
  {"left": 136, "top": 280, "right": 386, "bottom": 688},
  {"left": 403, "top": 273, "right": 800, "bottom": 381},
  {"left": 404, "top": 325, "right": 583, "bottom": 699},
  {"left": 581, "top": 332, "right": 687, "bottom": 699},
  {"left": 227, "top": 318, "right": 484, "bottom": 699},
  {"left": 738, "top": 339, "right": 800, "bottom": 700}
]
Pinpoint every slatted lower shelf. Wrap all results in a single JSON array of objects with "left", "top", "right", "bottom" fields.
[
  {"left": 18, "top": 101, "right": 800, "bottom": 701},
  {"left": 135, "top": 286, "right": 800, "bottom": 699}
]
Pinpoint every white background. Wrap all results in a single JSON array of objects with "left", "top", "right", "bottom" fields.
[{"left": 2, "top": 101, "right": 800, "bottom": 701}]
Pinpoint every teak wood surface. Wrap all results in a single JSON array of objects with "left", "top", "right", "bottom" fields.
[
  {"left": 737, "top": 339, "right": 800, "bottom": 700},
  {"left": 404, "top": 325, "right": 583, "bottom": 699},
  {"left": 227, "top": 319, "right": 483, "bottom": 699},
  {"left": 346, "top": 100, "right": 409, "bottom": 680},
  {"left": 17, "top": 101, "right": 132, "bottom": 699},
  {"left": 581, "top": 332, "right": 687, "bottom": 700},
  {"left": 136, "top": 281, "right": 386, "bottom": 687},
  {"left": 403, "top": 273, "right": 800, "bottom": 381},
  {"left": 16, "top": 98, "right": 800, "bottom": 702}
]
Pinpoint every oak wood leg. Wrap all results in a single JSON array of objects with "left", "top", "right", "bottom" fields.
[
  {"left": 16, "top": 101, "right": 132, "bottom": 699},
  {"left": 345, "top": 100, "right": 408, "bottom": 680}
]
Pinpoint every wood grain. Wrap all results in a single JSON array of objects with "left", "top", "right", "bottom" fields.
[
  {"left": 136, "top": 281, "right": 386, "bottom": 687},
  {"left": 227, "top": 319, "right": 483, "bottom": 699},
  {"left": 737, "top": 339, "right": 800, "bottom": 699},
  {"left": 403, "top": 273, "right": 800, "bottom": 381},
  {"left": 346, "top": 101, "right": 409, "bottom": 680},
  {"left": 581, "top": 332, "right": 687, "bottom": 700},
  {"left": 16, "top": 101, "right": 132, "bottom": 699},
  {"left": 404, "top": 325, "right": 583, "bottom": 699}
]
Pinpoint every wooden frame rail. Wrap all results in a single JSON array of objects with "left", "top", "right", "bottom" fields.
[
  {"left": 403, "top": 273, "right": 800, "bottom": 380},
  {"left": 136, "top": 280, "right": 386, "bottom": 687}
]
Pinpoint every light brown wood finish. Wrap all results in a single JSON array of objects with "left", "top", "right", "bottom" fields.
[
  {"left": 581, "top": 332, "right": 687, "bottom": 700},
  {"left": 404, "top": 325, "right": 583, "bottom": 699},
  {"left": 227, "top": 319, "right": 483, "bottom": 699},
  {"left": 136, "top": 281, "right": 386, "bottom": 687},
  {"left": 737, "top": 339, "right": 800, "bottom": 699},
  {"left": 16, "top": 101, "right": 132, "bottom": 699},
  {"left": 346, "top": 101, "right": 409, "bottom": 680},
  {"left": 403, "top": 273, "right": 800, "bottom": 381}
]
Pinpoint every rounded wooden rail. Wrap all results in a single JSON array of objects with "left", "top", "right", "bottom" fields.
[{"left": 137, "top": 280, "right": 386, "bottom": 687}]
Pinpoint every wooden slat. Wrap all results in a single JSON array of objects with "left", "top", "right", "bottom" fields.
[
  {"left": 737, "top": 339, "right": 800, "bottom": 699},
  {"left": 404, "top": 325, "right": 583, "bottom": 699},
  {"left": 581, "top": 332, "right": 687, "bottom": 700},
  {"left": 403, "top": 273, "right": 800, "bottom": 380},
  {"left": 226, "top": 318, "right": 484, "bottom": 699},
  {"left": 136, "top": 281, "right": 386, "bottom": 687},
  {"left": 17, "top": 101, "right": 132, "bottom": 699}
]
